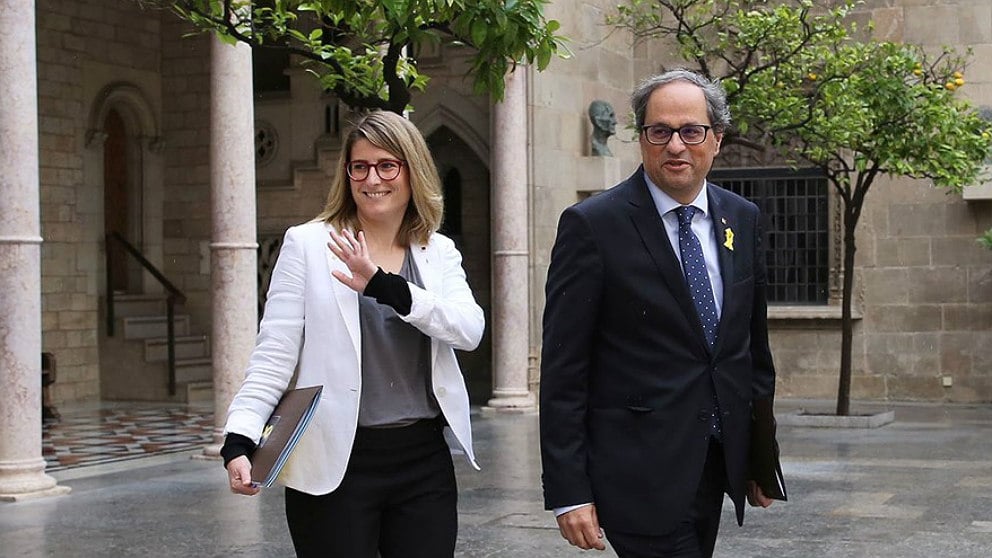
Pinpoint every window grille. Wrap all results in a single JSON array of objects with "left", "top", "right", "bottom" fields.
[
  {"left": 710, "top": 168, "right": 830, "bottom": 304},
  {"left": 257, "top": 233, "right": 285, "bottom": 319}
]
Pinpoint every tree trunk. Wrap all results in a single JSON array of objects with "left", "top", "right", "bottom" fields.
[{"left": 836, "top": 202, "right": 859, "bottom": 416}]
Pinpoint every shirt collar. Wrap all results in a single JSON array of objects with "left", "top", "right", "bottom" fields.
[{"left": 642, "top": 170, "right": 709, "bottom": 218}]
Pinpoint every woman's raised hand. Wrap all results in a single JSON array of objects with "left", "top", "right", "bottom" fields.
[{"left": 327, "top": 229, "right": 378, "bottom": 293}]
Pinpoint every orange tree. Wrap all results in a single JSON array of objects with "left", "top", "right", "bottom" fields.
[
  {"left": 611, "top": 0, "right": 992, "bottom": 415},
  {"left": 158, "top": 0, "right": 567, "bottom": 113}
]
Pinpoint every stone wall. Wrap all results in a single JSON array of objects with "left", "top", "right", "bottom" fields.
[
  {"left": 33, "top": 0, "right": 992, "bottom": 405},
  {"left": 772, "top": 0, "right": 992, "bottom": 402},
  {"left": 528, "top": 0, "right": 648, "bottom": 392},
  {"left": 526, "top": 0, "right": 992, "bottom": 403},
  {"left": 36, "top": 0, "right": 165, "bottom": 402},
  {"left": 160, "top": 17, "right": 213, "bottom": 336}
]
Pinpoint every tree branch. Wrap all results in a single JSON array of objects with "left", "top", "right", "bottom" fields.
[{"left": 381, "top": 40, "right": 412, "bottom": 114}]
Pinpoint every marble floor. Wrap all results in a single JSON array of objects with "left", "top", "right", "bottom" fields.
[{"left": 42, "top": 403, "right": 214, "bottom": 471}]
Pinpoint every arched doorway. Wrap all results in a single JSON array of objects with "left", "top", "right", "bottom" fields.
[
  {"left": 86, "top": 82, "right": 164, "bottom": 298},
  {"left": 102, "top": 108, "right": 139, "bottom": 293},
  {"left": 427, "top": 126, "right": 492, "bottom": 403}
]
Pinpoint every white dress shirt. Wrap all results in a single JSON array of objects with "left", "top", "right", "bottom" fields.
[{"left": 644, "top": 173, "right": 724, "bottom": 318}]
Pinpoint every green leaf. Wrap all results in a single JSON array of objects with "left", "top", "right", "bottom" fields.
[
  {"left": 536, "top": 44, "right": 552, "bottom": 71},
  {"left": 172, "top": 0, "right": 567, "bottom": 112},
  {"left": 471, "top": 18, "right": 488, "bottom": 47},
  {"left": 215, "top": 30, "right": 237, "bottom": 46}
]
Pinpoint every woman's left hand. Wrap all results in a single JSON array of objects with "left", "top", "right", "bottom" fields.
[{"left": 327, "top": 229, "right": 378, "bottom": 293}]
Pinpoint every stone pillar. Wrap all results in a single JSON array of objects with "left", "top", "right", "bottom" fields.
[
  {"left": 0, "top": 0, "right": 69, "bottom": 501},
  {"left": 486, "top": 69, "right": 535, "bottom": 411},
  {"left": 202, "top": 35, "right": 258, "bottom": 456}
]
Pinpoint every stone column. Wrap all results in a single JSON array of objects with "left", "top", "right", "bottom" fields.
[
  {"left": 486, "top": 68, "right": 535, "bottom": 411},
  {"left": 0, "top": 0, "right": 69, "bottom": 501},
  {"left": 202, "top": 35, "right": 258, "bottom": 456}
]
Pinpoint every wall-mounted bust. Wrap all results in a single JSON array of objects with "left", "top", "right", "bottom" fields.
[{"left": 588, "top": 100, "right": 617, "bottom": 157}]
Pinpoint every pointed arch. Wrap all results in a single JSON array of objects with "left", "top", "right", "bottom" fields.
[
  {"left": 425, "top": 124, "right": 492, "bottom": 403},
  {"left": 413, "top": 93, "right": 489, "bottom": 165}
]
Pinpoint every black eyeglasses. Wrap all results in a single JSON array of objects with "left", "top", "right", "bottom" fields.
[
  {"left": 346, "top": 159, "right": 405, "bottom": 181},
  {"left": 641, "top": 124, "right": 712, "bottom": 146}
]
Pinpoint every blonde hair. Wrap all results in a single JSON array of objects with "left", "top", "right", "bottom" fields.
[{"left": 314, "top": 111, "right": 444, "bottom": 245}]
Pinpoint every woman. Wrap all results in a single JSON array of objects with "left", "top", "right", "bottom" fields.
[{"left": 220, "top": 110, "right": 484, "bottom": 558}]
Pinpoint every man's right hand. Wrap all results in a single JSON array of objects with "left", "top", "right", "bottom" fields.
[
  {"left": 556, "top": 504, "right": 607, "bottom": 551},
  {"left": 226, "top": 455, "right": 260, "bottom": 496}
]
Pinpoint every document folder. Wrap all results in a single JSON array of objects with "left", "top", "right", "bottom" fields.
[{"left": 251, "top": 385, "right": 323, "bottom": 488}]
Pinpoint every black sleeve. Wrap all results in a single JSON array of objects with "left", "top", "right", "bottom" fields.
[
  {"left": 363, "top": 267, "right": 412, "bottom": 316},
  {"left": 539, "top": 207, "right": 603, "bottom": 510},
  {"left": 220, "top": 433, "right": 257, "bottom": 467}
]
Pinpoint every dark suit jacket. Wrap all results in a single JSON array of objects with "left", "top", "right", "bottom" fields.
[{"left": 540, "top": 168, "right": 779, "bottom": 536}]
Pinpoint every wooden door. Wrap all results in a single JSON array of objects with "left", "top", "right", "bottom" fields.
[{"left": 103, "top": 110, "right": 130, "bottom": 293}]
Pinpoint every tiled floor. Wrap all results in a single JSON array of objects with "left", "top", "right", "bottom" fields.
[{"left": 42, "top": 403, "right": 214, "bottom": 471}]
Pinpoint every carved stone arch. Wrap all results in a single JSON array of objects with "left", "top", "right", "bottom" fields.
[
  {"left": 86, "top": 82, "right": 161, "bottom": 148},
  {"left": 414, "top": 99, "right": 490, "bottom": 165},
  {"left": 83, "top": 81, "right": 165, "bottom": 296}
]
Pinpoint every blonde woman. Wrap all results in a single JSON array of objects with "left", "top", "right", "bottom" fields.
[{"left": 221, "top": 110, "right": 484, "bottom": 558}]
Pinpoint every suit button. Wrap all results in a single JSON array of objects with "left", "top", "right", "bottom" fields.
[{"left": 697, "top": 410, "right": 709, "bottom": 422}]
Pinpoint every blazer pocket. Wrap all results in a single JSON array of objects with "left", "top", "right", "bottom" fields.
[
  {"left": 625, "top": 406, "right": 653, "bottom": 414},
  {"left": 731, "top": 274, "right": 754, "bottom": 288}
]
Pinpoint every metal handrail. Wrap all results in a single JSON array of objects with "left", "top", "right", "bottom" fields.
[{"left": 105, "top": 231, "right": 187, "bottom": 396}]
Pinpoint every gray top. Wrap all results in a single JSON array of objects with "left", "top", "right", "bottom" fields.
[{"left": 357, "top": 249, "right": 438, "bottom": 427}]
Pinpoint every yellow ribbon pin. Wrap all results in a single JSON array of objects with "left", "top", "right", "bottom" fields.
[{"left": 723, "top": 228, "right": 734, "bottom": 251}]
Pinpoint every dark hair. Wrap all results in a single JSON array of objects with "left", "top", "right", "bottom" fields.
[{"left": 631, "top": 69, "right": 731, "bottom": 131}]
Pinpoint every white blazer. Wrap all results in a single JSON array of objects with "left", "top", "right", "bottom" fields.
[{"left": 224, "top": 220, "right": 484, "bottom": 495}]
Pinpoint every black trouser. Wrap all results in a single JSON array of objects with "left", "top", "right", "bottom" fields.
[
  {"left": 284, "top": 418, "right": 457, "bottom": 558},
  {"left": 606, "top": 438, "right": 728, "bottom": 558}
]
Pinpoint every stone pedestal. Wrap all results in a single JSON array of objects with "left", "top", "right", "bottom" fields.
[{"left": 575, "top": 156, "right": 622, "bottom": 196}]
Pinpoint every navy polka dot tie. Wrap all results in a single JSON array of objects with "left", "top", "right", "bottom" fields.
[
  {"left": 675, "top": 205, "right": 723, "bottom": 437},
  {"left": 674, "top": 206, "right": 718, "bottom": 347}
]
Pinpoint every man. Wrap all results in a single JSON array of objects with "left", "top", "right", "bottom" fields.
[{"left": 540, "top": 69, "right": 785, "bottom": 557}]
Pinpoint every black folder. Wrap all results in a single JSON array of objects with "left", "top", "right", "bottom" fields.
[{"left": 748, "top": 398, "right": 788, "bottom": 501}]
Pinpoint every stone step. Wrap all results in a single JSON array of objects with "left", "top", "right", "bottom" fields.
[
  {"left": 123, "top": 315, "right": 191, "bottom": 340},
  {"left": 110, "top": 293, "right": 170, "bottom": 318},
  {"left": 184, "top": 380, "right": 214, "bottom": 403},
  {"left": 144, "top": 335, "right": 210, "bottom": 362},
  {"left": 314, "top": 137, "right": 342, "bottom": 175},
  {"left": 175, "top": 357, "right": 212, "bottom": 384}
]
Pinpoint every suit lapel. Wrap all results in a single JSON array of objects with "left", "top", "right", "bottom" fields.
[
  {"left": 707, "top": 185, "right": 735, "bottom": 355},
  {"left": 323, "top": 224, "right": 362, "bottom": 361},
  {"left": 410, "top": 239, "right": 440, "bottom": 367},
  {"left": 624, "top": 174, "right": 710, "bottom": 354},
  {"left": 410, "top": 240, "right": 440, "bottom": 295}
]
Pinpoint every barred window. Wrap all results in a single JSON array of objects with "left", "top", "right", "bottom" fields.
[
  {"left": 257, "top": 233, "right": 285, "bottom": 319},
  {"left": 710, "top": 168, "right": 830, "bottom": 304}
]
